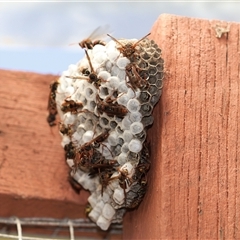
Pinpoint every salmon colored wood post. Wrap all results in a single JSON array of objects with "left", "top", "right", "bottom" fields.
[{"left": 123, "top": 14, "right": 240, "bottom": 239}]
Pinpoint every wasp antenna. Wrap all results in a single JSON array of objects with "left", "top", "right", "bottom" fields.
[
  {"left": 134, "top": 32, "right": 151, "bottom": 47},
  {"left": 107, "top": 34, "right": 124, "bottom": 47}
]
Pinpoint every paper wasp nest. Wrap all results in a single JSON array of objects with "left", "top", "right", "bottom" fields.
[{"left": 50, "top": 34, "right": 163, "bottom": 230}]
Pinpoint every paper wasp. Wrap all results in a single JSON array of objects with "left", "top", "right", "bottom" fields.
[
  {"left": 47, "top": 80, "right": 59, "bottom": 127},
  {"left": 73, "top": 129, "right": 112, "bottom": 172},
  {"left": 107, "top": 33, "right": 151, "bottom": 61},
  {"left": 66, "top": 49, "right": 106, "bottom": 89},
  {"left": 61, "top": 98, "right": 84, "bottom": 114},
  {"left": 125, "top": 63, "right": 149, "bottom": 90},
  {"left": 96, "top": 94, "right": 128, "bottom": 118},
  {"left": 70, "top": 25, "right": 109, "bottom": 50}
]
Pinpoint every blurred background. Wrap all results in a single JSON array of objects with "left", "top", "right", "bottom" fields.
[{"left": 0, "top": 1, "right": 239, "bottom": 75}]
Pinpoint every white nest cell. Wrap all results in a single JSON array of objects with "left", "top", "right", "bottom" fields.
[
  {"left": 65, "top": 86, "right": 75, "bottom": 96},
  {"left": 113, "top": 187, "right": 125, "bottom": 205},
  {"left": 129, "top": 111, "right": 142, "bottom": 122},
  {"left": 102, "top": 203, "right": 116, "bottom": 220},
  {"left": 94, "top": 52, "right": 108, "bottom": 65},
  {"left": 96, "top": 215, "right": 111, "bottom": 231},
  {"left": 86, "top": 100, "right": 96, "bottom": 112},
  {"left": 82, "top": 130, "right": 94, "bottom": 143},
  {"left": 66, "top": 159, "right": 74, "bottom": 168},
  {"left": 116, "top": 69, "right": 126, "bottom": 80},
  {"left": 128, "top": 139, "right": 143, "bottom": 153},
  {"left": 84, "top": 86, "right": 97, "bottom": 100},
  {"left": 127, "top": 99, "right": 141, "bottom": 113},
  {"left": 117, "top": 152, "right": 128, "bottom": 165},
  {"left": 67, "top": 64, "right": 78, "bottom": 74},
  {"left": 98, "top": 70, "right": 111, "bottom": 81},
  {"left": 121, "top": 116, "right": 132, "bottom": 130},
  {"left": 72, "top": 131, "right": 82, "bottom": 142},
  {"left": 116, "top": 57, "right": 130, "bottom": 70},
  {"left": 88, "top": 193, "right": 98, "bottom": 208},
  {"left": 62, "top": 112, "right": 76, "bottom": 125},
  {"left": 130, "top": 122, "right": 144, "bottom": 135},
  {"left": 121, "top": 142, "right": 129, "bottom": 153},
  {"left": 107, "top": 76, "right": 120, "bottom": 89},
  {"left": 116, "top": 93, "right": 129, "bottom": 107},
  {"left": 126, "top": 88, "right": 136, "bottom": 99},
  {"left": 108, "top": 131, "right": 119, "bottom": 146},
  {"left": 105, "top": 60, "right": 113, "bottom": 72},
  {"left": 117, "top": 81, "right": 129, "bottom": 94},
  {"left": 122, "top": 130, "right": 133, "bottom": 142},
  {"left": 99, "top": 117, "right": 109, "bottom": 128},
  {"left": 99, "top": 143, "right": 113, "bottom": 158},
  {"left": 107, "top": 50, "right": 120, "bottom": 63}
]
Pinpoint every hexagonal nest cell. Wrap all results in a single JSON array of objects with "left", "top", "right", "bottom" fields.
[{"left": 47, "top": 32, "right": 164, "bottom": 230}]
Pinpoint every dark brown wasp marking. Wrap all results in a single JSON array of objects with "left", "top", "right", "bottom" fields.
[
  {"left": 96, "top": 94, "right": 128, "bottom": 118},
  {"left": 125, "top": 63, "right": 149, "bottom": 91},
  {"left": 73, "top": 129, "right": 112, "bottom": 173},
  {"left": 79, "top": 39, "right": 105, "bottom": 50},
  {"left": 107, "top": 33, "right": 151, "bottom": 61},
  {"left": 61, "top": 98, "right": 84, "bottom": 114},
  {"left": 64, "top": 141, "right": 76, "bottom": 160},
  {"left": 59, "top": 122, "right": 73, "bottom": 137},
  {"left": 66, "top": 50, "right": 106, "bottom": 89},
  {"left": 47, "top": 80, "right": 59, "bottom": 127}
]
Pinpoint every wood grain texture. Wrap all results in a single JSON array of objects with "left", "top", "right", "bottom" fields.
[{"left": 123, "top": 14, "right": 240, "bottom": 239}]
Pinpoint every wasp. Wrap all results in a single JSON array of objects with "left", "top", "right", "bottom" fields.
[
  {"left": 64, "top": 141, "right": 76, "bottom": 160},
  {"left": 134, "top": 142, "right": 151, "bottom": 184},
  {"left": 73, "top": 146, "right": 95, "bottom": 173},
  {"left": 98, "top": 167, "right": 117, "bottom": 195},
  {"left": 124, "top": 142, "right": 151, "bottom": 208},
  {"left": 70, "top": 25, "right": 109, "bottom": 50},
  {"left": 47, "top": 80, "right": 59, "bottom": 127},
  {"left": 84, "top": 49, "right": 107, "bottom": 88},
  {"left": 80, "top": 128, "right": 112, "bottom": 156},
  {"left": 59, "top": 122, "right": 73, "bottom": 137},
  {"left": 96, "top": 94, "right": 128, "bottom": 118},
  {"left": 107, "top": 32, "right": 151, "bottom": 61},
  {"left": 73, "top": 129, "right": 112, "bottom": 172},
  {"left": 61, "top": 98, "right": 84, "bottom": 114},
  {"left": 66, "top": 49, "right": 106, "bottom": 89},
  {"left": 78, "top": 25, "right": 108, "bottom": 49},
  {"left": 125, "top": 63, "right": 149, "bottom": 91},
  {"left": 109, "top": 165, "right": 134, "bottom": 203},
  {"left": 84, "top": 128, "right": 111, "bottom": 148}
]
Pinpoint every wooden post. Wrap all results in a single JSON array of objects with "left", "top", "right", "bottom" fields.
[{"left": 123, "top": 14, "right": 240, "bottom": 239}]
